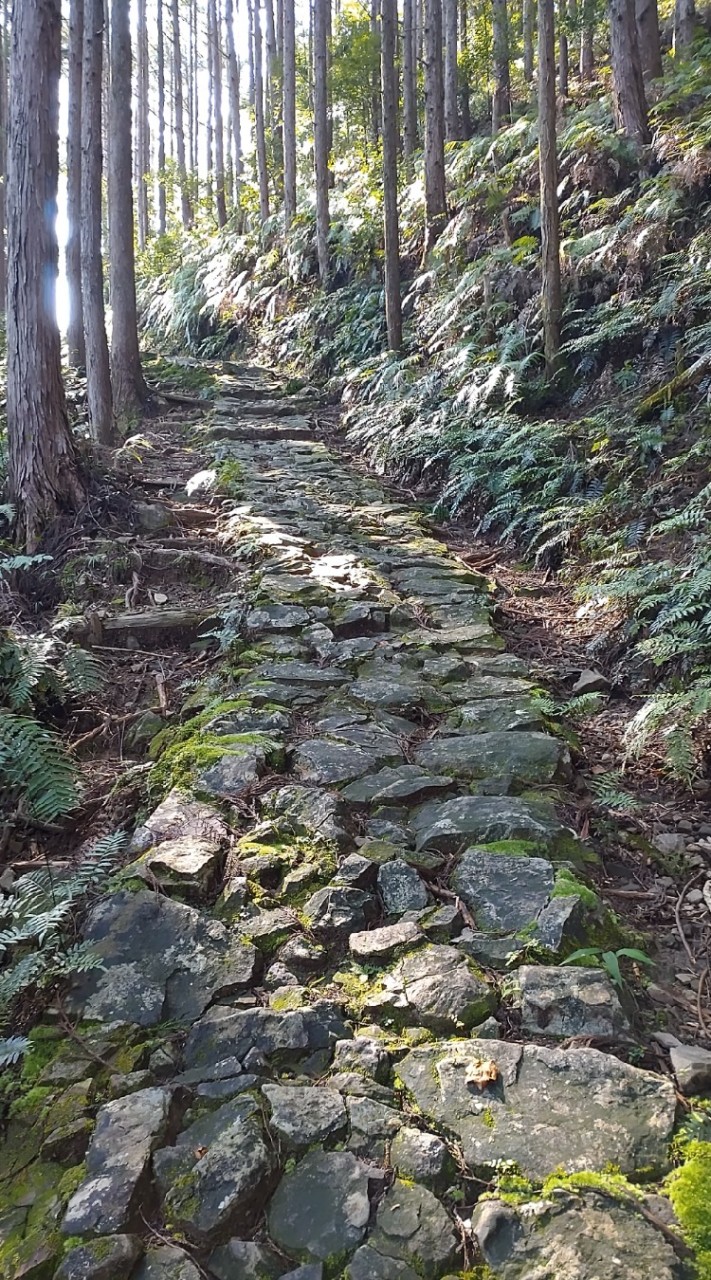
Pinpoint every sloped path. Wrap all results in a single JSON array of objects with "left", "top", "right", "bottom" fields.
[{"left": 1, "top": 367, "right": 702, "bottom": 1280}]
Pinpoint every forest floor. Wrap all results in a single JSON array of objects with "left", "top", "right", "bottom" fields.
[{"left": 2, "top": 360, "right": 710, "bottom": 1279}]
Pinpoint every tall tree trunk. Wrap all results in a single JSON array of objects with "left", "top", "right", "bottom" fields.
[
  {"left": 157, "top": 0, "right": 167, "bottom": 234},
  {"left": 403, "top": 0, "right": 418, "bottom": 160},
  {"left": 109, "top": 0, "right": 146, "bottom": 423},
  {"left": 7, "top": 0, "right": 85, "bottom": 549},
  {"left": 443, "top": 0, "right": 459, "bottom": 139},
  {"left": 66, "top": 0, "right": 85, "bottom": 367},
  {"left": 189, "top": 0, "right": 197, "bottom": 175},
  {"left": 370, "top": 0, "right": 382, "bottom": 143},
  {"left": 492, "top": 0, "right": 511, "bottom": 133},
  {"left": 313, "top": 0, "right": 330, "bottom": 283},
  {"left": 580, "top": 0, "right": 594, "bottom": 76},
  {"left": 423, "top": 0, "right": 447, "bottom": 254},
  {"left": 523, "top": 0, "right": 535, "bottom": 81},
  {"left": 283, "top": 0, "right": 297, "bottom": 224},
  {"left": 558, "top": 0, "right": 569, "bottom": 94},
  {"left": 264, "top": 0, "right": 277, "bottom": 129},
  {"left": 81, "top": 0, "right": 114, "bottom": 446},
  {"left": 225, "top": 0, "right": 243, "bottom": 212},
  {"left": 381, "top": 0, "right": 402, "bottom": 349},
  {"left": 635, "top": 0, "right": 662, "bottom": 78},
  {"left": 251, "top": 0, "right": 271, "bottom": 220},
  {"left": 171, "top": 0, "right": 193, "bottom": 227},
  {"left": 609, "top": 0, "right": 650, "bottom": 144},
  {"left": 459, "top": 0, "right": 472, "bottom": 137},
  {"left": 674, "top": 0, "right": 695, "bottom": 51},
  {"left": 0, "top": 3, "right": 7, "bottom": 314},
  {"left": 209, "top": 0, "right": 227, "bottom": 225},
  {"left": 538, "top": 0, "right": 562, "bottom": 377},
  {"left": 136, "top": 0, "right": 149, "bottom": 247}
]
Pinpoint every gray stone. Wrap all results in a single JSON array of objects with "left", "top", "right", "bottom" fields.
[
  {"left": 129, "top": 788, "right": 227, "bottom": 856},
  {"left": 533, "top": 893, "right": 586, "bottom": 951},
  {"left": 199, "top": 745, "right": 269, "bottom": 799},
  {"left": 217, "top": 876, "right": 249, "bottom": 914},
  {"left": 420, "top": 904, "right": 463, "bottom": 941},
  {"left": 414, "top": 733, "right": 566, "bottom": 787},
  {"left": 302, "top": 885, "right": 377, "bottom": 938},
  {"left": 159, "top": 1096, "right": 277, "bottom": 1244},
  {"left": 368, "top": 1180, "right": 459, "bottom": 1279},
  {"left": 278, "top": 936, "right": 326, "bottom": 971},
  {"left": 397, "top": 1040, "right": 676, "bottom": 1178},
  {"left": 205, "top": 707, "right": 291, "bottom": 737},
  {"left": 473, "top": 1192, "right": 685, "bottom": 1280},
  {"left": 67, "top": 891, "right": 258, "bottom": 1026},
  {"left": 364, "top": 944, "right": 494, "bottom": 1033},
  {"left": 264, "top": 962, "right": 301, "bottom": 988},
  {"left": 243, "top": 907, "right": 300, "bottom": 948},
  {"left": 281, "top": 1268, "right": 323, "bottom": 1280},
  {"left": 343, "top": 765, "right": 454, "bottom": 806},
  {"left": 669, "top": 1042, "right": 711, "bottom": 1094},
  {"left": 134, "top": 501, "right": 173, "bottom": 531},
  {"left": 131, "top": 1246, "right": 202, "bottom": 1280},
  {"left": 347, "top": 1248, "right": 419, "bottom": 1280},
  {"left": 294, "top": 740, "right": 383, "bottom": 786},
  {"left": 62, "top": 1088, "right": 175, "bottom": 1236},
  {"left": 451, "top": 850, "right": 555, "bottom": 933},
  {"left": 390, "top": 1127, "right": 454, "bottom": 1194},
  {"left": 126, "top": 837, "right": 222, "bottom": 900},
  {"left": 378, "top": 860, "right": 429, "bottom": 914},
  {"left": 349, "top": 920, "right": 422, "bottom": 961},
  {"left": 54, "top": 1234, "right": 142, "bottom": 1280},
  {"left": 346, "top": 1096, "right": 402, "bottom": 1158},
  {"left": 413, "top": 796, "right": 561, "bottom": 854},
  {"left": 518, "top": 965, "right": 629, "bottom": 1038},
  {"left": 263, "top": 785, "right": 350, "bottom": 847},
  {"left": 207, "top": 1239, "right": 285, "bottom": 1280},
  {"left": 457, "top": 931, "right": 519, "bottom": 969},
  {"left": 267, "top": 1150, "right": 375, "bottom": 1262},
  {"left": 184, "top": 1002, "right": 350, "bottom": 1072},
  {"left": 332, "top": 1037, "right": 391, "bottom": 1083},
  {"left": 262, "top": 1083, "right": 348, "bottom": 1148},
  {"left": 444, "top": 700, "right": 543, "bottom": 734},
  {"left": 334, "top": 853, "right": 379, "bottom": 889},
  {"left": 245, "top": 604, "right": 310, "bottom": 632},
  {"left": 349, "top": 676, "right": 446, "bottom": 716},
  {"left": 572, "top": 668, "right": 610, "bottom": 694},
  {"left": 257, "top": 660, "right": 349, "bottom": 687}
]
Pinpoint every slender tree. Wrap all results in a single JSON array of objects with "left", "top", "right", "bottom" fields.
[
  {"left": 81, "top": 0, "right": 114, "bottom": 446},
  {"left": 283, "top": 0, "right": 297, "bottom": 224},
  {"left": 636, "top": 0, "right": 662, "bottom": 78},
  {"left": 157, "top": 0, "right": 167, "bottom": 235},
  {"left": 251, "top": 0, "right": 271, "bottom": 220},
  {"left": 559, "top": 0, "right": 569, "bottom": 95},
  {"left": 171, "top": 0, "right": 193, "bottom": 227},
  {"left": 381, "top": 0, "right": 402, "bottom": 348},
  {"left": 225, "top": 0, "right": 244, "bottom": 212},
  {"left": 523, "top": 0, "right": 535, "bottom": 82},
  {"left": 66, "top": 0, "right": 85, "bottom": 366},
  {"left": 403, "top": 0, "right": 418, "bottom": 160},
  {"left": 136, "top": 0, "right": 149, "bottom": 247},
  {"left": 110, "top": 0, "right": 147, "bottom": 423},
  {"left": 674, "top": 0, "right": 695, "bottom": 52},
  {"left": 538, "top": 0, "right": 562, "bottom": 376},
  {"left": 610, "top": 0, "right": 650, "bottom": 144},
  {"left": 492, "top": 0, "right": 511, "bottom": 133},
  {"left": 370, "top": 0, "right": 382, "bottom": 143},
  {"left": 580, "top": 0, "right": 594, "bottom": 76},
  {"left": 209, "top": 0, "right": 228, "bottom": 224},
  {"left": 313, "top": 0, "right": 330, "bottom": 282},
  {"left": 443, "top": 0, "right": 459, "bottom": 139},
  {"left": 7, "top": 0, "right": 85, "bottom": 548},
  {"left": 423, "top": 0, "right": 447, "bottom": 254}
]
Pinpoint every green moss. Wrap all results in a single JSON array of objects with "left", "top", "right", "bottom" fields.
[
  {"left": 150, "top": 722, "right": 282, "bottom": 797},
  {"left": 20, "top": 1027, "right": 64, "bottom": 1085},
  {"left": 552, "top": 867, "right": 600, "bottom": 909},
  {"left": 541, "top": 1167, "right": 643, "bottom": 1201},
  {"left": 666, "top": 1141, "right": 711, "bottom": 1278},
  {"left": 164, "top": 1167, "right": 201, "bottom": 1226},
  {"left": 481, "top": 1106, "right": 496, "bottom": 1130},
  {"left": 57, "top": 1162, "right": 87, "bottom": 1200}
]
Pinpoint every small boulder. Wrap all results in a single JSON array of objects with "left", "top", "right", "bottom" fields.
[
  {"left": 368, "top": 1180, "right": 459, "bottom": 1278},
  {"left": 54, "top": 1235, "right": 142, "bottom": 1280},
  {"left": 517, "top": 965, "right": 629, "bottom": 1039},
  {"left": 267, "top": 1150, "right": 377, "bottom": 1262},
  {"left": 669, "top": 1042, "right": 711, "bottom": 1095},
  {"left": 262, "top": 1083, "right": 348, "bottom": 1149},
  {"left": 378, "top": 861, "right": 429, "bottom": 914}
]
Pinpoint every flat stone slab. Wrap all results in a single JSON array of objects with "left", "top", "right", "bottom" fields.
[
  {"left": 129, "top": 787, "right": 228, "bottom": 855},
  {"left": 444, "top": 700, "right": 543, "bottom": 734},
  {"left": 132, "top": 1246, "right": 203, "bottom": 1280},
  {"left": 55, "top": 1234, "right": 142, "bottom": 1280},
  {"left": 302, "top": 884, "right": 378, "bottom": 937},
  {"left": 413, "top": 796, "right": 562, "bottom": 854},
  {"left": 378, "top": 859, "right": 429, "bottom": 913},
  {"left": 267, "top": 1150, "right": 376, "bottom": 1262},
  {"left": 451, "top": 850, "right": 555, "bottom": 933},
  {"left": 364, "top": 944, "right": 495, "bottom": 1033},
  {"left": 125, "top": 837, "right": 222, "bottom": 899},
  {"left": 262, "top": 785, "right": 351, "bottom": 847},
  {"left": 183, "top": 1002, "right": 350, "bottom": 1072},
  {"left": 518, "top": 965, "right": 629, "bottom": 1038},
  {"left": 473, "top": 1192, "right": 686, "bottom": 1280},
  {"left": 63, "top": 1088, "right": 175, "bottom": 1236},
  {"left": 414, "top": 732, "right": 567, "bottom": 786},
  {"left": 67, "top": 891, "right": 258, "bottom": 1026},
  {"left": 397, "top": 1040, "right": 676, "bottom": 1178},
  {"left": 262, "top": 1083, "right": 348, "bottom": 1149},
  {"left": 669, "top": 1042, "right": 711, "bottom": 1094},
  {"left": 349, "top": 920, "right": 422, "bottom": 961},
  {"left": 294, "top": 739, "right": 386, "bottom": 785},
  {"left": 342, "top": 765, "right": 454, "bottom": 805},
  {"left": 368, "top": 1179, "right": 459, "bottom": 1278}
]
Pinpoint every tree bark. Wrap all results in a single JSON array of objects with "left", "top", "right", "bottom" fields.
[
  {"left": 635, "top": 0, "right": 662, "bottom": 78},
  {"left": 251, "top": 0, "right": 271, "bottom": 221},
  {"left": 674, "top": 0, "right": 695, "bottom": 51},
  {"left": 443, "top": 0, "right": 459, "bottom": 139},
  {"left": 136, "top": 0, "right": 149, "bottom": 247},
  {"left": 109, "top": 0, "right": 146, "bottom": 424},
  {"left": 423, "top": 0, "right": 446, "bottom": 253},
  {"left": 523, "top": 0, "right": 535, "bottom": 81},
  {"left": 225, "top": 0, "right": 243, "bottom": 212},
  {"left": 370, "top": 0, "right": 382, "bottom": 143},
  {"left": 314, "top": 0, "right": 330, "bottom": 283},
  {"left": 538, "top": 0, "right": 562, "bottom": 377},
  {"left": 492, "top": 0, "right": 511, "bottom": 133},
  {"left": 609, "top": 0, "right": 650, "bottom": 144},
  {"left": 157, "top": 0, "right": 167, "bottom": 234},
  {"left": 171, "top": 0, "right": 193, "bottom": 227},
  {"left": 459, "top": 0, "right": 472, "bottom": 137},
  {"left": 81, "top": 0, "right": 114, "bottom": 446},
  {"left": 209, "top": 0, "right": 228, "bottom": 225},
  {"left": 580, "top": 0, "right": 594, "bottom": 76},
  {"left": 403, "top": 0, "right": 418, "bottom": 160},
  {"left": 283, "top": 0, "right": 297, "bottom": 224},
  {"left": 7, "top": 0, "right": 85, "bottom": 549},
  {"left": 66, "top": 0, "right": 85, "bottom": 366},
  {"left": 559, "top": 0, "right": 569, "bottom": 95},
  {"left": 381, "top": 0, "right": 402, "bottom": 349}
]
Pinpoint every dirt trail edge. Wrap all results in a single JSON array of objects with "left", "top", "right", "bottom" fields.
[{"left": 1, "top": 366, "right": 704, "bottom": 1280}]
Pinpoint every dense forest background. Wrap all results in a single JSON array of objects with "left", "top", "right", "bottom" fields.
[{"left": 3, "top": 0, "right": 711, "bottom": 793}]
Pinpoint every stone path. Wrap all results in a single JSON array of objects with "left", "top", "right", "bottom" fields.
[{"left": 1, "top": 368, "right": 700, "bottom": 1280}]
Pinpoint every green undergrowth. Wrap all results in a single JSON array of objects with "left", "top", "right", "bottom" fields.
[
  {"left": 666, "top": 1140, "right": 711, "bottom": 1278},
  {"left": 148, "top": 696, "right": 285, "bottom": 798}
]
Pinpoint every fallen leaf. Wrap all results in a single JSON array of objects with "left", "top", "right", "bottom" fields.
[{"left": 465, "top": 1058, "right": 499, "bottom": 1088}]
